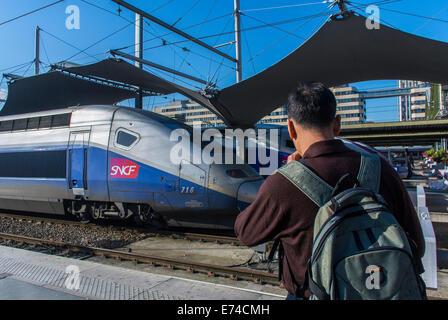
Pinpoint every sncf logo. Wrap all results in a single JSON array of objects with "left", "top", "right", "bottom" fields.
[{"left": 110, "top": 158, "right": 140, "bottom": 179}]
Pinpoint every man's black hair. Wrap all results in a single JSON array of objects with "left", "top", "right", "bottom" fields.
[{"left": 287, "top": 82, "right": 337, "bottom": 129}]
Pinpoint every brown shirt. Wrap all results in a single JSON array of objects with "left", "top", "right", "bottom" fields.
[{"left": 234, "top": 139, "right": 425, "bottom": 298}]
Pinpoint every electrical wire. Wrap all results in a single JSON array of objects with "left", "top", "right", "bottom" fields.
[
  {"left": 241, "top": 1, "right": 331, "bottom": 13},
  {"left": 21, "top": 61, "right": 34, "bottom": 77},
  {"left": 63, "top": 21, "right": 133, "bottom": 62},
  {"left": 0, "top": 60, "right": 35, "bottom": 74},
  {"left": 207, "top": 16, "right": 235, "bottom": 84},
  {"left": 140, "top": 11, "right": 335, "bottom": 53},
  {"left": 0, "top": 0, "right": 65, "bottom": 27},
  {"left": 150, "top": 0, "right": 174, "bottom": 14},
  {"left": 242, "top": 28, "right": 256, "bottom": 75},
  {"left": 242, "top": 13, "right": 306, "bottom": 40},
  {"left": 171, "top": 0, "right": 201, "bottom": 27},
  {"left": 81, "top": 0, "right": 234, "bottom": 80},
  {"left": 177, "top": 0, "right": 217, "bottom": 78},
  {"left": 216, "top": 6, "right": 335, "bottom": 84},
  {"left": 350, "top": 1, "right": 448, "bottom": 24},
  {"left": 414, "top": 4, "right": 448, "bottom": 33},
  {"left": 81, "top": 0, "right": 233, "bottom": 52},
  {"left": 40, "top": 34, "right": 52, "bottom": 66},
  {"left": 347, "top": 2, "right": 400, "bottom": 30},
  {"left": 40, "top": 28, "right": 100, "bottom": 61}
]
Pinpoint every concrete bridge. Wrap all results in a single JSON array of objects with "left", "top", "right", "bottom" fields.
[{"left": 339, "top": 119, "right": 448, "bottom": 147}]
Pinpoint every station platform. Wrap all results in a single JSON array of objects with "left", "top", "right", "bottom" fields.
[{"left": 0, "top": 245, "right": 285, "bottom": 300}]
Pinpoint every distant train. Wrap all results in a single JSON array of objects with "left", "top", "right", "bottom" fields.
[{"left": 0, "top": 105, "right": 263, "bottom": 229}]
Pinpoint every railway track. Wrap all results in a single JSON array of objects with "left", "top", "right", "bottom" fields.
[
  {"left": 0, "top": 211, "right": 242, "bottom": 246},
  {"left": 0, "top": 232, "right": 278, "bottom": 286},
  {"left": 0, "top": 232, "right": 446, "bottom": 300}
]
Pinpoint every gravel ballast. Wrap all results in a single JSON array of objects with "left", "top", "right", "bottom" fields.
[{"left": 0, "top": 216, "right": 148, "bottom": 248}]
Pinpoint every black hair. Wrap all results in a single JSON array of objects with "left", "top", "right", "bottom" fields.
[{"left": 287, "top": 82, "right": 337, "bottom": 129}]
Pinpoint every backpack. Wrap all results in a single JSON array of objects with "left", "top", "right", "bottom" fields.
[{"left": 275, "top": 151, "right": 427, "bottom": 300}]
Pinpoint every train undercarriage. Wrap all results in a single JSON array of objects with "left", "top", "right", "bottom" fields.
[{"left": 64, "top": 200, "right": 166, "bottom": 227}]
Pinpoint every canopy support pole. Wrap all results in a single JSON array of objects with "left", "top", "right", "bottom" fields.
[
  {"left": 234, "top": 0, "right": 242, "bottom": 83},
  {"left": 35, "top": 26, "right": 40, "bottom": 75}
]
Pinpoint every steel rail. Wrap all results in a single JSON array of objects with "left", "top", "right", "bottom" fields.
[
  {"left": 0, "top": 233, "right": 445, "bottom": 299},
  {"left": 0, "top": 232, "right": 277, "bottom": 285}
]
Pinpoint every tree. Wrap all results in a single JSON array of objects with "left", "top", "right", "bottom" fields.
[{"left": 427, "top": 83, "right": 441, "bottom": 120}]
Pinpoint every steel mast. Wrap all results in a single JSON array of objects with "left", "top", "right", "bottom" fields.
[
  {"left": 35, "top": 26, "right": 40, "bottom": 75},
  {"left": 234, "top": 0, "right": 242, "bottom": 83}
]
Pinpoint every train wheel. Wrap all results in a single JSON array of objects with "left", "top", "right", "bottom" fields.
[
  {"left": 134, "top": 205, "right": 166, "bottom": 229},
  {"left": 78, "top": 212, "right": 91, "bottom": 224},
  {"left": 133, "top": 205, "right": 151, "bottom": 226}
]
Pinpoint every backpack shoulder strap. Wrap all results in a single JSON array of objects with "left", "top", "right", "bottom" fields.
[
  {"left": 277, "top": 161, "right": 333, "bottom": 207},
  {"left": 357, "top": 152, "right": 381, "bottom": 193}
]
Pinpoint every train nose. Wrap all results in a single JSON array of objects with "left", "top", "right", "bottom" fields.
[{"left": 237, "top": 179, "right": 264, "bottom": 211}]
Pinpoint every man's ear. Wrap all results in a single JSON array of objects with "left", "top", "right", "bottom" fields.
[
  {"left": 287, "top": 119, "right": 297, "bottom": 140},
  {"left": 333, "top": 115, "right": 341, "bottom": 136}
]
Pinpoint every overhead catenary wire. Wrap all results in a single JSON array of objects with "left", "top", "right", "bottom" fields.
[
  {"left": 349, "top": 1, "right": 448, "bottom": 24},
  {"left": 40, "top": 34, "right": 53, "bottom": 67},
  {"left": 81, "top": 0, "right": 233, "bottom": 80},
  {"left": 215, "top": 6, "right": 335, "bottom": 85},
  {"left": 414, "top": 4, "right": 448, "bottom": 33},
  {"left": 0, "top": 60, "right": 36, "bottom": 74},
  {"left": 240, "top": 1, "right": 331, "bottom": 13},
  {"left": 0, "top": 0, "right": 65, "bottom": 27},
  {"left": 207, "top": 15, "right": 235, "bottom": 84},
  {"left": 63, "top": 21, "right": 134, "bottom": 62},
  {"left": 39, "top": 28, "right": 101, "bottom": 62},
  {"left": 150, "top": 0, "right": 175, "bottom": 14},
  {"left": 171, "top": 0, "right": 202, "bottom": 27},
  {"left": 178, "top": 0, "right": 218, "bottom": 78},
  {"left": 209, "top": 31, "right": 237, "bottom": 85},
  {"left": 171, "top": 0, "right": 216, "bottom": 79},
  {"left": 242, "top": 27, "right": 256, "bottom": 75},
  {"left": 241, "top": 13, "right": 307, "bottom": 40},
  {"left": 139, "top": 10, "right": 335, "bottom": 53},
  {"left": 347, "top": 2, "right": 400, "bottom": 30}
]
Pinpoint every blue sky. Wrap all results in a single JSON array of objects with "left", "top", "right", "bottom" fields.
[{"left": 1, "top": 0, "right": 448, "bottom": 122}]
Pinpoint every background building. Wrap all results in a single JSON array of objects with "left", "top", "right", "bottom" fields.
[
  {"left": 257, "top": 106, "right": 288, "bottom": 126},
  {"left": 153, "top": 86, "right": 367, "bottom": 127},
  {"left": 331, "top": 85, "right": 366, "bottom": 125},
  {"left": 397, "top": 80, "right": 431, "bottom": 121},
  {"left": 153, "top": 100, "right": 224, "bottom": 127}
]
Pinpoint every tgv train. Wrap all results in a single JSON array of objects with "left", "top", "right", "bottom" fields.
[{"left": 0, "top": 105, "right": 263, "bottom": 229}]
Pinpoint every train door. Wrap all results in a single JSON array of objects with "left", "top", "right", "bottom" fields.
[
  {"left": 178, "top": 160, "right": 208, "bottom": 209},
  {"left": 68, "top": 130, "right": 90, "bottom": 196}
]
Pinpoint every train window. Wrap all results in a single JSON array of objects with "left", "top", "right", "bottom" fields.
[
  {"left": 27, "top": 117, "right": 39, "bottom": 130},
  {"left": 115, "top": 129, "right": 139, "bottom": 149},
  {"left": 52, "top": 113, "right": 71, "bottom": 128},
  {"left": 12, "top": 118, "right": 27, "bottom": 131},
  {"left": 0, "top": 121, "right": 13, "bottom": 132},
  {"left": 39, "top": 116, "right": 52, "bottom": 129}
]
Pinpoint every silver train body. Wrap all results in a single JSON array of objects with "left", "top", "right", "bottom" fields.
[{"left": 0, "top": 105, "right": 263, "bottom": 229}]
